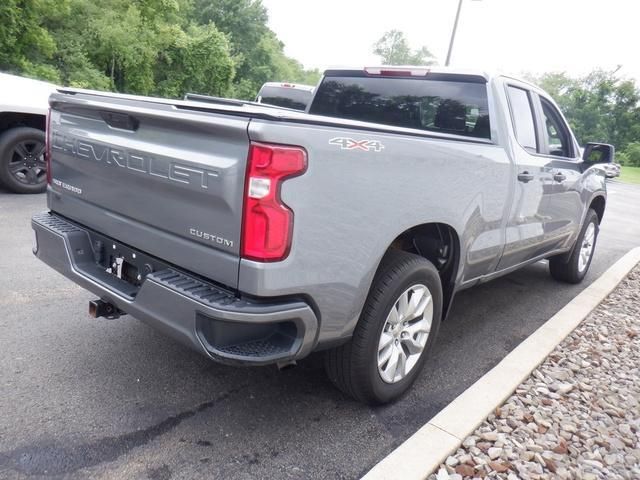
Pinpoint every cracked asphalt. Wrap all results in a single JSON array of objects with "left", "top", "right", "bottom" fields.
[{"left": 1, "top": 181, "right": 639, "bottom": 480}]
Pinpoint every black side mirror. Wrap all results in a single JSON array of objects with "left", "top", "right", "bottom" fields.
[{"left": 582, "top": 143, "right": 615, "bottom": 164}]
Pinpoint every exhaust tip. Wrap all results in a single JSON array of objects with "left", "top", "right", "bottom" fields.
[{"left": 276, "top": 360, "right": 297, "bottom": 371}]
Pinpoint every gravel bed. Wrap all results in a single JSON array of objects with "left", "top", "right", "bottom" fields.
[{"left": 430, "top": 265, "right": 640, "bottom": 480}]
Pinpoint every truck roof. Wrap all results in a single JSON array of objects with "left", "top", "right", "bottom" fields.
[
  {"left": 322, "top": 66, "right": 550, "bottom": 98},
  {"left": 323, "top": 66, "right": 539, "bottom": 88},
  {"left": 324, "top": 66, "right": 491, "bottom": 80}
]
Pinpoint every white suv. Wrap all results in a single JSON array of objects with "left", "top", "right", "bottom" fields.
[{"left": 0, "top": 72, "right": 56, "bottom": 193}]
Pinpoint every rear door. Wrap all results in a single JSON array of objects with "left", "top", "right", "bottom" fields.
[
  {"left": 531, "top": 93, "right": 584, "bottom": 249},
  {"left": 497, "top": 83, "right": 560, "bottom": 270},
  {"left": 48, "top": 91, "right": 250, "bottom": 288}
]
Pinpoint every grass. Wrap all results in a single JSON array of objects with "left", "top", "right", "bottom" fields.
[{"left": 619, "top": 166, "right": 640, "bottom": 184}]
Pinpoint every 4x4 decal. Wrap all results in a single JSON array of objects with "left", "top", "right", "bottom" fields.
[{"left": 329, "top": 137, "right": 385, "bottom": 152}]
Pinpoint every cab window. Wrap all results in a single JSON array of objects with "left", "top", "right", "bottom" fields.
[
  {"left": 507, "top": 86, "right": 537, "bottom": 152},
  {"left": 540, "top": 97, "right": 573, "bottom": 158}
]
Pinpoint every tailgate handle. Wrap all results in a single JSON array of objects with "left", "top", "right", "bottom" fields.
[{"left": 100, "top": 111, "right": 140, "bottom": 131}]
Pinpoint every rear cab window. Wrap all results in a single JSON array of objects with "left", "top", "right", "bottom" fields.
[{"left": 309, "top": 71, "right": 492, "bottom": 140}]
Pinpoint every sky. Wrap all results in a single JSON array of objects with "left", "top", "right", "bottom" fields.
[{"left": 262, "top": 0, "right": 640, "bottom": 83}]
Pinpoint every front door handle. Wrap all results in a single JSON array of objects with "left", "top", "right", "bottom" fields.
[
  {"left": 517, "top": 171, "right": 534, "bottom": 183},
  {"left": 553, "top": 172, "right": 566, "bottom": 182}
]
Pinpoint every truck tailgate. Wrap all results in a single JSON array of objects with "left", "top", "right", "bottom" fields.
[{"left": 47, "top": 91, "right": 249, "bottom": 289}]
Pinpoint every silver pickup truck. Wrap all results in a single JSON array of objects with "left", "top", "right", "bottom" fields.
[{"left": 32, "top": 67, "right": 612, "bottom": 404}]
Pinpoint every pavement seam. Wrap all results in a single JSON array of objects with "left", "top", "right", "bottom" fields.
[
  {"left": 361, "top": 246, "right": 640, "bottom": 480},
  {"left": 428, "top": 422, "right": 462, "bottom": 441}
]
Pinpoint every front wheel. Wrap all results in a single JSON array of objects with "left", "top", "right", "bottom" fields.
[
  {"left": 324, "top": 250, "right": 442, "bottom": 404},
  {"left": 549, "top": 209, "right": 599, "bottom": 284}
]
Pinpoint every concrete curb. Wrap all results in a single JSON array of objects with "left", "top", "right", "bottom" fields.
[{"left": 362, "top": 246, "right": 640, "bottom": 480}]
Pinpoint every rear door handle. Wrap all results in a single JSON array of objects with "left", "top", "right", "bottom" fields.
[
  {"left": 517, "top": 171, "right": 534, "bottom": 183},
  {"left": 553, "top": 172, "right": 566, "bottom": 182}
]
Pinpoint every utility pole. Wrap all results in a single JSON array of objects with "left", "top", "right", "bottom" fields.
[{"left": 445, "top": 0, "right": 464, "bottom": 66}]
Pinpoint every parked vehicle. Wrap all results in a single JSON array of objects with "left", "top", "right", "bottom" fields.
[
  {"left": 602, "top": 162, "right": 620, "bottom": 178},
  {"left": 255, "top": 82, "right": 314, "bottom": 111},
  {"left": 0, "top": 72, "right": 56, "bottom": 193},
  {"left": 33, "top": 67, "right": 612, "bottom": 404}
]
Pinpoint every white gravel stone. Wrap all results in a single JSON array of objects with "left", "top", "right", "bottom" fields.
[
  {"left": 488, "top": 447, "right": 502, "bottom": 459},
  {"left": 435, "top": 467, "right": 449, "bottom": 480},
  {"left": 445, "top": 456, "right": 459, "bottom": 467},
  {"left": 462, "top": 437, "right": 476, "bottom": 448},
  {"left": 480, "top": 431, "right": 498, "bottom": 442}
]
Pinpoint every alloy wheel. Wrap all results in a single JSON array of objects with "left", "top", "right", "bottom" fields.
[
  {"left": 377, "top": 284, "right": 433, "bottom": 384},
  {"left": 578, "top": 222, "right": 596, "bottom": 273},
  {"left": 8, "top": 140, "right": 47, "bottom": 186}
]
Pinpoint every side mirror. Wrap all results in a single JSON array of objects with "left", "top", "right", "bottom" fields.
[{"left": 582, "top": 143, "right": 615, "bottom": 164}]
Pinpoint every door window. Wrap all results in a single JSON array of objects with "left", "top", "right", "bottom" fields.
[
  {"left": 507, "top": 86, "right": 537, "bottom": 152},
  {"left": 540, "top": 97, "right": 573, "bottom": 158}
]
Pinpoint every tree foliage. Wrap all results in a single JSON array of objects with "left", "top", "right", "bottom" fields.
[
  {"left": 617, "top": 142, "right": 640, "bottom": 167},
  {"left": 0, "top": 0, "right": 60, "bottom": 82},
  {"left": 190, "top": 0, "right": 320, "bottom": 98},
  {"left": 533, "top": 69, "right": 640, "bottom": 165},
  {"left": 373, "top": 30, "right": 437, "bottom": 66},
  {"left": 0, "top": 0, "right": 319, "bottom": 99}
]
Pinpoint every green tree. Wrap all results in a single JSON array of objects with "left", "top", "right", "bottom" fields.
[
  {"left": 190, "top": 0, "right": 320, "bottom": 99},
  {"left": 0, "top": 0, "right": 313, "bottom": 99},
  {"left": 155, "top": 23, "right": 235, "bottom": 98},
  {"left": 373, "top": 30, "right": 437, "bottom": 66},
  {"left": 619, "top": 142, "right": 640, "bottom": 167},
  {"left": 534, "top": 69, "right": 640, "bottom": 152},
  {"left": 0, "top": 0, "right": 61, "bottom": 82}
]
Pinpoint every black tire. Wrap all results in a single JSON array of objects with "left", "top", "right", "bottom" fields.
[
  {"left": 0, "top": 127, "right": 47, "bottom": 194},
  {"left": 549, "top": 209, "right": 599, "bottom": 284},
  {"left": 324, "top": 250, "right": 443, "bottom": 405}
]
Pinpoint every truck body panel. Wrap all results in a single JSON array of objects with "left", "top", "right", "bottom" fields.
[{"left": 242, "top": 118, "right": 513, "bottom": 342}]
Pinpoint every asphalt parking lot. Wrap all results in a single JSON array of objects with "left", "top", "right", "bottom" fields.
[{"left": 1, "top": 181, "right": 639, "bottom": 480}]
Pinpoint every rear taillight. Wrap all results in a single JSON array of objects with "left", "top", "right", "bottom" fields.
[
  {"left": 241, "top": 142, "right": 307, "bottom": 262},
  {"left": 45, "top": 108, "right": 52, "bottom": 185}
]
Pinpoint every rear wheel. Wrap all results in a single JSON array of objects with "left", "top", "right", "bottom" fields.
[
  {"left": 549, "top": 209, "right": 599, "bottom": 284},
  {"left": 324, "top": 250, "right": 442, "bottom": 404},
  {"left": 0, "top": 127, "right": 47, "bottom": 194}
]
